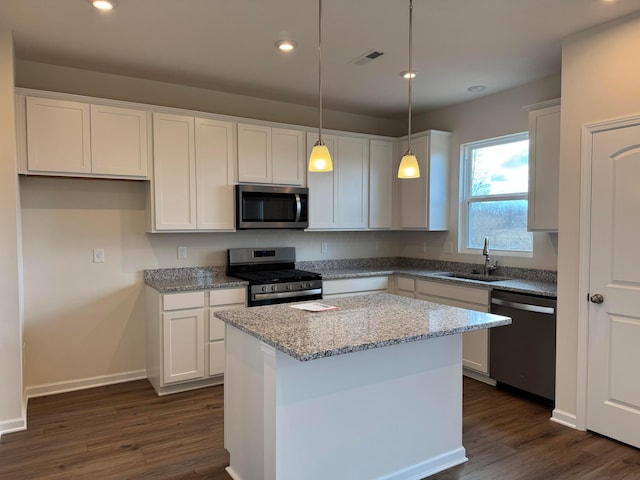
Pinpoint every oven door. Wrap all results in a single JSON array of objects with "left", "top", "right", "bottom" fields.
[{"left": 236, "top": 184, "right": 308, "bottom": 229}]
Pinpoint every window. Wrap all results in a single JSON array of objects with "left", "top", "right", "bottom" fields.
[{"left": 460, "top": 133, "right": 532, "bottom": 254}]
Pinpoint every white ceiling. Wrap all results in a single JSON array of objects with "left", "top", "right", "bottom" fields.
[{"left": 1, "top": 0, "right": 638, "bottom": 117}]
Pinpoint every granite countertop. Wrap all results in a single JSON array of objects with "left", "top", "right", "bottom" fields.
[
  {"left": 214, "top": 293, "right": 511, "bottom": 361},
  {"left": 144, "top": 258, "right": 557, "bottom": 298}
]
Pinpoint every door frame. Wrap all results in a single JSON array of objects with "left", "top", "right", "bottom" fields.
[{"left": 576, "top": 113, "right": 640, "bottom": 431}]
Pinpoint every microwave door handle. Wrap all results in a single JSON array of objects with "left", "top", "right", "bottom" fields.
[{"left": 295, "top": 194, "right": 302, "bottom": 222}]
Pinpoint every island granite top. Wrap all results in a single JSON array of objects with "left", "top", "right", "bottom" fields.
[{"left": 214, "top": 293, "right": 511, "bottom": 362}]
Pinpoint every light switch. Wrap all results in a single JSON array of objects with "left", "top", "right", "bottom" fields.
[
  {"left": 177, "top": 246, "right": 188, "bottom": 259},
  {"left": 321, "top": 242, "right": 328, "bottom": 254},
  {"left": 93, "top": 248, "right": 105, "bottom": 263}
]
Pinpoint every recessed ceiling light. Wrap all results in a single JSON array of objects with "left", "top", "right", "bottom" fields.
[
  {"left": 467, "top": 85, "right": 486, "bottom": 93},
  {"left": 275, "top": 40, "right": 297, "bottom": 52},
  {"left": 400, "top": 70, "right": 417, "bottom": 79},
  {"left": 91, "top": 0, "right": 116, "bottom": 11}
]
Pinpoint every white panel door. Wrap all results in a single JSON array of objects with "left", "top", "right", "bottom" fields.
[
  {"left": 307, "top": 132, "right": 338, "bottom": 229},
  {"left": 26, "top": 96, "right": 91, "bottom": 174},
  {"left": 272, "top": 128, "right": 305, "bottom": 186},
  {"left": 162, "top": 309, "right": 205, "bottom": 384},
  {"left": 91, "top": 104, "right": 149, "bottom": 177},
  {"left": 587, "top": 121, "right": 640, "bottom": 448},
  {"left": 369, "top": 139, "right": 393, "bottom": 229},
  {"left": 337, "top": 136, "right": 369, "bottom": 229},
  {"left": 195, "top": 118, "right": 235, "bottom": 230},
  {"left": 238, "top": 123, "right": 271, "bottom": 183},
  {"left": 152, "top": 113, "right": 197, "bottom": 230}
]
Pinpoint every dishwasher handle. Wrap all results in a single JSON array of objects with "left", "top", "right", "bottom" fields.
[{"left": 491, "top": 297, "right": 555, "bottom": 315}]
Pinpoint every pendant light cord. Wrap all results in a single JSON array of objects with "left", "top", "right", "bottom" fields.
[
  {"left": 407, "top": 0, "right": 413, "bottom": 153},
  {"left": 318, "top": 0, "right": 324, "bottom": 144}
]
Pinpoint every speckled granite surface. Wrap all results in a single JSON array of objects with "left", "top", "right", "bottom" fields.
[
  {"left": 144, "top": 257, "right": 557, "bottom": 297},
  {"left": 214, "top": 293, "right": 511, "bottom": 361},
  {"left": 144, "top": 266, "right": 247, "bottom": 292}
]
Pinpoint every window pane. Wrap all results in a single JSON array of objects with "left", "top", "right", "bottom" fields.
[
  {"left": 470, "top": 140, "right": 529, "bottom": 196},
  {"left": 468, "top": 200, "right": 532, "bottom": 251}
]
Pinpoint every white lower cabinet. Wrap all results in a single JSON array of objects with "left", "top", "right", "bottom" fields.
[
  {"left": 323, "top": 276, "right": 389, "bottom": 299},
  {"left": 394, "top": 276, "right": 493, "bottom": 383},
  {"left": 146, "top": 286, "right": 246, "bottom": 395}
]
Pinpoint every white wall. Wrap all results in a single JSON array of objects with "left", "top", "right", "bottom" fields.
[
  {"left": 0, "top": 29, "right": 24, "bottom": 435},
  {"left": 20, "top": 176, "right": 399, "bottom": 391},
  {"left": 556, "top": 12, "right": 640, "bottom": 424},
  {"left": 398, "top": 76, "right": 561, "bottom": 270}
]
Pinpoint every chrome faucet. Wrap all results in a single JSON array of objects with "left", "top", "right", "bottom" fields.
[{"left": 482, "top": 237, "right": 491, "bottom": 276}]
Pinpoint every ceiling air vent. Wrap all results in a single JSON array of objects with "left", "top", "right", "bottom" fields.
[{"left": 350, "top": 50, "right": 384, "bottom": 66}]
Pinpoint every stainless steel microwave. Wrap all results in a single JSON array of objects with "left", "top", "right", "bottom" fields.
[{"left": 236, "top": 184, "right": 309, "bottom": 229}]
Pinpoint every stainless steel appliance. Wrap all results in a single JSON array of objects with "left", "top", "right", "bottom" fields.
[
  {"left": 489, "top": 290, "right": 557, "bottom": 402},
  {"left": 228, "top": 247, "right": 322, "bottom": 307},
  {"left": 236, "top": 184, "right": 308, "bottom": 229}
]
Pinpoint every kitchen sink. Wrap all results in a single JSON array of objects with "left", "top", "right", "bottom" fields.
[{"left": 433, "top": 272, "right": 510, "bottom": 283}]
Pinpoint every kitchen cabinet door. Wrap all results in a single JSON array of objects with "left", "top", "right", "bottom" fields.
[
  {"left": 237, "top": 123, "right": 271, "bottom": 183},
  {"left": 527, "top": 100, "right": 560, "bottom": 231},
  {"left": 25, "top": 96, "right": 91, "bottom": 174},
  {"left": 195, "top": 118, "right": 236, "bottom": 230},
  {"left": 337, "top": 136, "right": 369, "bottom": 229},
  {"left": 272, "top": 128, "right": 305, "bottom": 186},
  {"left": 369, "top": 139, "right": 394, "bottom": 229},
  {"left": 90, "top": 104, "right": 149, "bottom": 177},
  {"left": 397, "top": 130, "right": 451, "bottom": 231},
  {"left": 162, "top": 309, "right": 205, "bottom": 384},
  {"left": 307, "top": 132, "right": 338, "bottom": 229},
  {"left": 152, "top": 112, "right": 197, "bottom": 230}
]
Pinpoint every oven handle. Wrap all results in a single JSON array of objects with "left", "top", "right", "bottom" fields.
[
  {"left": 295, "top": 194, "right": 302, "bottom": 222},
  {"left": 491, "top": 297, "right": 555, "bottom": 315},
  {"left": 254, "top": 288, "right": 322, "bottom": 301}
]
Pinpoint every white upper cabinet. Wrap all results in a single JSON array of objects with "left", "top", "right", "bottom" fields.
[
  {"left": 397, "top": 130, "right": 451, "bottom": 231},
  {"left": 152, "top": 113, "right": 236, "bottom": 232},
  {"left": 307, "top": 133, "right": 338, "bottom": 229},
  {"left": 337, "top": 136, "right": 369, "bottom": 229},
  {"left": 526, "top": 100, "right": 560, "bottom": 232},
  {"left": 369, "top": 139, "right": 394, "bottom": 229},
  {"left": 22, "top": 95, "right": 149, "bottom": 178},
  {"left": 152, "top": 113, "right": 198, "bottom": 231},
  {"left": 238, "top": 123, "right": 305, "bottom": 186},
  {"left": 90, "top": 104, "right": 149, "bottom": 177},
  {"left": 307, "top": 133, "right": 369, "bottom": 230},
  {"left": 25, "top": 96, "right": 91, "bottom": 174}
]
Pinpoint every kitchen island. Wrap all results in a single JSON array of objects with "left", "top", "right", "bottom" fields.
[{"left": 214, "top": 293, "right": 511, "bottom": 480}]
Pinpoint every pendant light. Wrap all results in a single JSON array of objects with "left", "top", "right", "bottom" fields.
[
  {"left": 398, "top": 0, "right": 420, "bottom": 179},
  {"left": 308, "top": 0, "right": 333, "bottom": 172}
]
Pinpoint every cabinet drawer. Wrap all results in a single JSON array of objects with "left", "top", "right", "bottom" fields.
[
  {"left": 210, "top": 287, "right": 246, "bottom": 307},
  {"left": 396, "top": 276, "right": 415, "bottom": 292},
  {"left": 416, "top": 280, "right": 489, "bottom": 306},
  {"left": 415, "top": 293, "right": 489, "bottom": 312},
  {"left": 323, "top": 276, "right": 389, "bottom": 296},
  {"left": 208, "top": 340, "right": 225, "bottom": 376},
  {"left": 209, "top": 312, "right": 225, "bottom": 341},
  {"left": 163, "top": 291, "right": 205, "bottom": 311}
]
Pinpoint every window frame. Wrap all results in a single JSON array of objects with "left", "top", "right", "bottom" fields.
[{"left": 459, "top": 132, "right": 533, "bottom": 257}]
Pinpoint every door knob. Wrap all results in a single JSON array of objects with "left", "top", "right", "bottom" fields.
[{"left": 590, "top": 293, "right": 604, "bottom": 304}]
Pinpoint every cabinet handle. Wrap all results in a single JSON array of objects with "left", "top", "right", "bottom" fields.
[{"left": 295, "top": 194, "right": 302, "bottom": 222}]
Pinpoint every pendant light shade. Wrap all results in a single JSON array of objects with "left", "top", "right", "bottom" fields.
[
  {"left": 309, "top": 0, "right": 333, "bottom": 172},
  {"left": 398, "top": 0, "right": 420, "bottom": 179}
]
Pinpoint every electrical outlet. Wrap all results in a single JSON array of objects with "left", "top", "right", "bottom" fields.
[
  {"left": 321, "top": 242, "right": 328, "bottom": 254},
  {"left": 177, "top": 246, "right": 188, "bottom": 259},
  {"left": 93, "top": 248, "right": 105, "bottom": 263},
  {"left": 422, "top": 241, "right": 427, "bottom": 253},
  {"left": 444, "top": 241, "right": 453, "bottom": 254}
]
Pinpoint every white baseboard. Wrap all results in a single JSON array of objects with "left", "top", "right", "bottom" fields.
[
  {"left": 378, "top": 447, "right": 468, "bottom": 480},
  {"left": 551, "top": 409, "right": 580, "bottom": 429},
  {"left": 0, "top": 416, "right": 27, "bottom": 438},
  {"left": 463, "top": 368, "right": 497, "bottom": 386},
  {"left": 26, "top": 369, "right": 147, "bottom": 399}
]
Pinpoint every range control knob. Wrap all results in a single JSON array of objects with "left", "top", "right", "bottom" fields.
[
  {"left": 271, "top": 285, "right": 278, "bottom": 292},
  {"left": 261, "top": 286, "right": 268, "bottom": 293},
  {"left": 286, "top": 284, "right": 292, "bottom": 291}
]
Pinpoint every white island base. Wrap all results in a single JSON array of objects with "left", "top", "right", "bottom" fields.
[{"left": 224, "top": 324, "right": 467, "bottom": 480}]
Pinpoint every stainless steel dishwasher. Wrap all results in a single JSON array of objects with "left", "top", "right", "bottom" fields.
[{"left": 489, "top": 290, "right": 557, "bottom": 402}]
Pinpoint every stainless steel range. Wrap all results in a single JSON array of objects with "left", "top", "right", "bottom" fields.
[{"left": 228, "top": 247, "right": 322, "bottom": 307}]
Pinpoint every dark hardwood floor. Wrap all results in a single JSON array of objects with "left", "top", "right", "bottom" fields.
[{"left": 1, "top": 377, "right": 639, "bottom": 479}]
